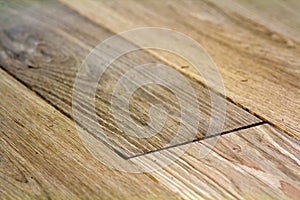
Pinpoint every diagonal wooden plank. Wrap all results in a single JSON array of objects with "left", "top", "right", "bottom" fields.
[
  {"left": 0, "top": 0, "right": 260, "bottom": 157},
  {"left": 59, "top": 0, "right": 300, "bottom": 138},
  {"left": 0, "top": 69, "right": 179, "bottom": 199}
]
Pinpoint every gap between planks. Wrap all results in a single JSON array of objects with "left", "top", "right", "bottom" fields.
[{"left": 127, "top": 121, "right": 266, "bottom": 159}]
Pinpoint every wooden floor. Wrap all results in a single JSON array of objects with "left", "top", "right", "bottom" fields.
[{"left": 0, "top": 0, "right": 299, "bottom": 199}]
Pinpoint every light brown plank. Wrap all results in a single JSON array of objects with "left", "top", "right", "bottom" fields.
[
  {"left": 0, "top": 0, "right": 260, "bottom": 157},
  {"left": 59, "top": 0, "right": 300, "bottom": 138},
  {"left": 0, "top": 69, "right": 178, "bottom": 199}
]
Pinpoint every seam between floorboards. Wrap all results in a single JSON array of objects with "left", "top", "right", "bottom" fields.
[
  {"left": 126, "top": 121, "right": 267, "bottom": 159},
  {"left": 0, "top": 66, "right": 72, "bottom": 120}
]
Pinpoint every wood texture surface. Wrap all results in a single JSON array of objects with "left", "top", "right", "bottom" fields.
[
  {"left": 0, "top": 1, "right": 299, "bottom": 199},
  {"left": 0, "top": 0, "right": 260, "bottom": 157},
  {"left": 150, "top": 123, "right": 300, "bottom": 200},
  {"left": 0, "top": 69, "right": 178, "bottom": 199},
  {"left": 1, "top": 68, "right": 299, "bottom": 199},
  {"left": 59, "top": 0, "right": 300, "bottom": 138}
]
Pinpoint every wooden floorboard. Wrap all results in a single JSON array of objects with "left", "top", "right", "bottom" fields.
[
  {"left": 59, "top": 0, "right": 300, "bottom": 138},
  {"left": 0, "top": 0, "right": 260, "bottom": 157}
]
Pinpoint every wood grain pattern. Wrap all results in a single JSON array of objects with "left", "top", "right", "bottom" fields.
[
  {"left": 1, "top": 68, "right": 299, "bottom": 199},
  {"left": 149, "top": 124, "right": 300, "bottom": 200},
  {"left": 0, "top": 1, "right": 299, "bottom": 199},
  {"left": 59, "top": 0, "right": 300, "bottom": 138},
  {"left": 0, "top": 69, "right": 178, "bottom": 199},
  {"left": 0, "top": 0, "right": 260, "bottom": 157}
]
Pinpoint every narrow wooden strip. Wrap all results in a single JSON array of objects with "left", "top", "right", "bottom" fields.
[
  {"left": 59, "top": 0, "right": 300, "bottom": 138},
  {"left": 0, "top": 0, "right": 260, "bottom": 157}
]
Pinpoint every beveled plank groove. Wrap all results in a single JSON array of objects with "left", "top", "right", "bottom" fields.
[
  {"left": 127, "top": 121, "right": 266, "bottom": 159},
  {"left": 0, "top": 0, "right": 261, "bottom": 157}
]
